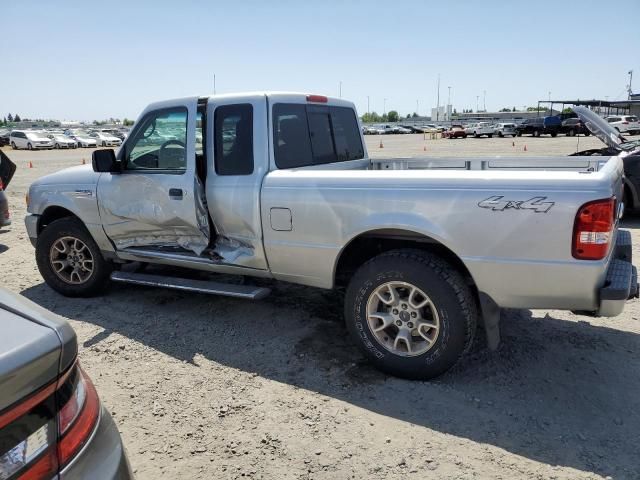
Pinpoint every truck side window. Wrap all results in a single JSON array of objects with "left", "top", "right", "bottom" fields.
[
  {"left": 273, "top": 104, "right": 313, "bottom": 169},
  {"left": 126, "top": 108, "right": 188, "bottom": 172},
  {"left": 214, "top": 104, "right": 254, "bottom": 175}
]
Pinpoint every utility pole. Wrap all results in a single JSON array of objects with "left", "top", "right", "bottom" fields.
[
  {"left": 367, "top": 96, "right": 370, "bottom": 115},
  {"left": 339, "top": 81, "right": 342, "bottom": 98},
  {"left": 447, "top": 86, "right": 451, "bottom": 120},
  {"left": 416, "top": 99, "right": 419, "bottom": 115},
  {"left": 483, "top": 90, "right": 486, "bottom": 112},
  {"left": 476, "top": 96, "right": 479, "bottom": 113},
  {"left": 629, "top": 70, "right": 634, "bottom": 99},
  {"left": 213, "top": 74, "right": 216, "bottom": 95},
  {"left": 436, "top": 74, "right": 441, "bottom": 121}
]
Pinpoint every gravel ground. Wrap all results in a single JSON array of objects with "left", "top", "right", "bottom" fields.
[{"left": 2, "top": 134, "right": 640, "bottom": 479}]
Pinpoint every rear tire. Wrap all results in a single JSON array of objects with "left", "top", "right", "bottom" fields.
[
  {"left": 10, "top": 141, "right": 16, "bottom": 149},
  {"left": 36, "top": 217, "right": 112, "bottom": 297},
  {"left": 488, "top": 134, "right": 493, "bottom": 138},
  {"left": 344, "top": 250, "right": 477, "bottom": 380},
  {"left": 27, "top": 143, "right": 33, "bottom": 150}
]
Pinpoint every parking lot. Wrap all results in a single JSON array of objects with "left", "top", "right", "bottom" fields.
[{"left": 2, "top": 134, "right": 640, "bottom": 479}]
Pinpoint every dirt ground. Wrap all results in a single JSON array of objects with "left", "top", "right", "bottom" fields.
[{"left": 2, "top": 134, "right": 640, "bottom": 479}]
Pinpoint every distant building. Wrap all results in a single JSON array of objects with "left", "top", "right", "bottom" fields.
[{"left": 430, "top": 105, "right": 452, "bottom": 121}]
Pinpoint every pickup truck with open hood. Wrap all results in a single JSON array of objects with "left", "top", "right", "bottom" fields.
[{"left": 23, "top": 93, "right": 638, "bottom": 379}]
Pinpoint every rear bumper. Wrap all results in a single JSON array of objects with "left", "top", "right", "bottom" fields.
[
  {"left": 597, "top": 229, "right": 639, "bottom": 316},
  {"left": 60, "top": 406, "right": 133, "bottom": 479}
]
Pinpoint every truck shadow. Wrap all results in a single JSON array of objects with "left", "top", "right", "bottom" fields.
[{"left": 21, "top": 280, "right": 640, "bottom": 479}]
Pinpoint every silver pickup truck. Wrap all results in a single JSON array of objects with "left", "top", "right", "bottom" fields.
[{"left": 25, "top": 93, "right": 638, "bottom": 379}]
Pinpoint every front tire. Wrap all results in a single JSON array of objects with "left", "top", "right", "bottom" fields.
[
  {"left": 36, "top": 217, "right": 112, "bottom": 297},
  {"left": 11, "top": 141, "right": 17, "bottom": 149},
  {"left": 344, "top": 250, "right": 477, "bottom": 380},
  {"left": 27, "top": 143, "right": 33, "bottom": 150}
]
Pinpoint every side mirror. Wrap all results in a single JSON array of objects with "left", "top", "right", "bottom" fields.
[{"left": 92, "top": 149, "right": 119, "bottom": 173}]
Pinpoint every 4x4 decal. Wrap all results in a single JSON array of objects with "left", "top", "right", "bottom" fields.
[{"left": 478, "top": 196, "right": 554, "bottom": 213}]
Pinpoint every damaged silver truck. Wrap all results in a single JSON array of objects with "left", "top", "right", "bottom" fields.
[{"left": 25, "top": 93, "right": 639, "bottom": 379}]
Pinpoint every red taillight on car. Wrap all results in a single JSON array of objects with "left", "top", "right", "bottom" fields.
[
  {"left": 57, "top": 368, "right": 100, "bottom": 467},
  {"left": 572, "top": 198, "right": 616, "bottom": 260},
  {"left": 306, "top": 94, "right": 328, "bottom": 103},
  {"left": 0, "top": 362, "right": 100, "bottom": 479}
]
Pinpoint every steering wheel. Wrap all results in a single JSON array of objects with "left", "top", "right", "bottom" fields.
[{"left": 160, "top": 139, "right": 186, "bottom": 153}]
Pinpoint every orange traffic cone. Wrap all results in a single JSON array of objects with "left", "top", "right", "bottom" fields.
[
  {"left": 28, "top": 161, "right": 33, "bottom": 168},
  {"left": 512, "top": 141, "right": 515, "bottom": 147},
  {"left": 523, "top": 145, "right": 528, "bottom": 152},
  {"left": 379, "top": 140, "right": 384, "bottom": 148}
]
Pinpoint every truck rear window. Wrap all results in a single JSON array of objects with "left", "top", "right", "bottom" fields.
[{"left": 273, "top": 103, "right": 364, "bottom": 169}]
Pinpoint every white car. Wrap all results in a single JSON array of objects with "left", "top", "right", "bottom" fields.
[
  {"left": 606, "top": 115, "right": 640, "bottom": 135},
  {"left": 90, "top": 131, "right": 122, "bottom": 147},
  {"left": 493, "top": 123, "right": 517, "bottom": 137},
  {"left": 47, "top": 134, "right": 77, "bottom": 149},
  {"left": 464, "top": 122, "right": 495, "bottom": 138},
  {"left": 9, "top": 130, "right": 54, "bottom": 150},
  {"left": 67, "top": 132, "right": 97, "bottom": 148}
]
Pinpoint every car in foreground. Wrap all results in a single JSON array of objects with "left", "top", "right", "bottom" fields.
[
  {"left": 0, "top": 287, "right": 132, "bottom": 478},
  {"left": 0, "top": 151, "right": 16, "bottom": 228},
  {"left": 516, "top": 116, "right": 561, "bottom": 137},
  {"left": 442, "top": 125, "right": 467, "bottom": 138},
  {"left": 561, "top": 117, "right": 591, "bottom": 137},
  {"left": 493, "top": 123, "right": 516, "bottom": 137},
  {"left": 47, "top": 134, "right": 78, "bottom": 149},
  {"left": 10, "top": 130, "right": 54, "bottom": 150},
  {"left": 90, "top": 132, "right": 122, "bottom": 147},
  {"left": 465, "top": 122, "right": 494, "bottom": 138},
  {"left": 25, "top": 92, "right": 637, "bottom": 380},
  {"left": 66, "top": 132, "right": 97, "bottom": 148},
  {"left": 606, "top": 115, "right": 640, "bottom": 135}
]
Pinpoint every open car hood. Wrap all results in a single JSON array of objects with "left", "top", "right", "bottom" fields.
[
  {"left": 0, "top": 150, "right": 16, "bottom": 189},
  {"left": 573, "top": 106, "right": 626, "bottom": 151}
]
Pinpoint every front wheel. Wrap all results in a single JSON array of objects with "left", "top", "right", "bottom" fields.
[
  {"left": 10, "top": 141, "right": 17, "bottom": 149},
  {"left": 345, "top": 250, "right": 477, "bottom": 380},
  {"left": 27, "top": 143, "right": 33, "bottom": 150},
  {"left": 488, "top": 134, "right": 493, "bottom": 138},
  {"left": 36, "top": 217, "right": 112, "bottom": 297}
]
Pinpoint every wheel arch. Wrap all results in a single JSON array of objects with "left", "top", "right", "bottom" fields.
[
  {"left": 37, "top": 205, "right": 79, "bottom": 234},
  {"left": 333, "top": 228, "right": 477, "bottom": 292}
]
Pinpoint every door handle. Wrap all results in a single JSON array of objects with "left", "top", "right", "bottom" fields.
[{"left": 169, "top": 188, "right": 183, "bottom": 199}]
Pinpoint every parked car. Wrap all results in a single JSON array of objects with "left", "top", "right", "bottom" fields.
[
  {"left": 561, "top": 117, "right": 591, "bottom": 137},
  {"left": 0, "top": 286, "right": 133, "bottom": 478},
  {"left": 515, "top": 116, "right": 561, "bottom": 137},
  {"left": 493, "top": 123, "right": 516, "bottom": 137},
  {"left": 383, "top": 125, "right": 411, "bottom": 134},
  {"left": 0, "top": 130, "right": 10, "bottom": 147},
  {"left": 66, "top": 131, "right": 97, "bottom": 148},
  {"left": 10, "top": 130, "right": 54, "bottom": 150},
  {"left": 465, "top": 122, "right": 494, "bottom": 138},
  {"left": 569, "top": 106, "right": 640, "bottom": 214},
  {"left": 89, "top": 131, "right": 122, "bottom": 147},
  {"left": 0, "top": 150, "right": 16, "bottom": 228},
  {"left": 25, "top": 92, "right": 637, "bottom": 380},
  {"left": 47, "top": 133, "right": 78, "bottom": 149},
  {"left": 442, "top": 125, "right": 467, "bottom": 139},
  {"left": 362, "top": 125, "right": 384, "bottom": 135},
  {"left": 606, "top": 115, "right": 640, "bottom": 135}
]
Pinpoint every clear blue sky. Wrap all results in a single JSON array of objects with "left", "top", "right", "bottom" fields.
[{"left": 2, "top": 0, "right": 638, "bottom": 121}]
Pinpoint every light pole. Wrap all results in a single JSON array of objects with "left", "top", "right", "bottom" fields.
[
  {"left": 629, "top": 70, "right": 634, "bottom": 99},
  {"left": 383, "top": 98, "right": 387, "bottom": 116},
  {"left": 483, "top": 90, "right": 486, "bottom": 112},
  {"left": 367, "top": 96, "right": 370, "bottom": 116},
  {"left": 339, "top": 81, "right": 342, "bottom": 98},
  {"left": 476, "top": 96, "right": 479, "bottom": 113},
  {"left": 436, "top": 74, "right": 441, "bottom": 121},
  {"left": 416, "top": 99, "right": 419, "bottom": 115}
]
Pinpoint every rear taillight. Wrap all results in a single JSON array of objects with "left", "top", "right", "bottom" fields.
[
  {"left": 0, "top": 362, "right": 100, "bottom": 479},
  {"left": 57, "top": 368, "right": 100, "bottom": 468},
  {"left": 572, "top": 198, "right": 616, "bottom": 260}
]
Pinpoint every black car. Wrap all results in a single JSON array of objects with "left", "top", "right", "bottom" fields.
[
  {"left": 515, "top": 116, "right": 561, "bottom": 137},
  {"left": 0, "top": 130, "right": 10, "bottom": 147},
  {"left": 0, "top": 150, "right": 16, "bottom": 228},
  {"left": 561, "top": 117, "right": 591, "bottom": 137}
]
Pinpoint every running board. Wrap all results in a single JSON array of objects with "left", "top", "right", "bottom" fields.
[{"left": 110, "top": 271, "right": 270, "bottom": 300}]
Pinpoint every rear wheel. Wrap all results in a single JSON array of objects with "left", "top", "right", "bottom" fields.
[
  {"left": 10, "top": 141, "right": 16, "bottom": 149},
  {"left": 27, "top": 143, "right": 33, "bottom": 150},
  {"left": 345, "top": 250, "right": 477, "bottom": 380},
  {"left": 498, "top": 132, "right": 503, "bottom": 137},
  {"left": 517, "top": 132, "right": 522, "bottom": 137},
  {"left": 488, "top": 134, "right": 493, "bottom": 138},
  {"left": 533, "top": 130, "right": 540, "bottom": 138},
  {"left": 55, "top": 143, "right": 60, "bottom": 149},
  {"left": 36, "top": 218, "right": 112, "bottom": 297},
  {"left": 550, "top": 132, "right": 557, "bottom": 137}
]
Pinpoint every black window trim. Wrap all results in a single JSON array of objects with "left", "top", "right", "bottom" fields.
[{"left": 120, "top": 106, "right": 189, "bottom": 175}]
